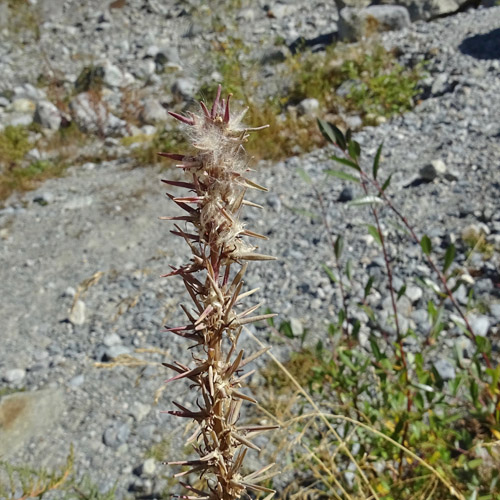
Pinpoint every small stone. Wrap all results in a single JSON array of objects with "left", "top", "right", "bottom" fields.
[
  {"left": 343, "top": 114, "right": 363, "bottom": 130},
  {"left": 171, "top": 78, "right": 198, "bottom": 101},
  {"left": 468, "top": 314, "right": 490, "bottom": 337},
  {"left": 433, "top": 359, "right": 455, "bottom": 381},
  {"left": 140, "top": 458, "right": 156, "bottom": 477},
  {"left": 101, "top": 62, "right": 124, "bottom": 88},
  {"left": 129, "top": 402, "right": 151, "bottom": 422},
  {"left": 34, "top": 101, "right": 61, "bottom": 130},
  {"left": 131, "top": 58, "right": 152, "bottom": 79},
  {"left": 63, "top": 286, "right": 76, "bottom": 298},
  {"left": 103, "top": 345, "right": 131, "bottom": 361},
  {"left": 405, "top": 286, "right": 423, "bottom": 304},
  {"left": 69, "top": 300, "right": 86, "bottom": 326},
  {"left": 431, "top": 73, "right": 452, "bottom": 96},
  {"left": 103, "top": 422, "right": 130, "bottom": 448},
  {"left": 140, "top": 99, "right": 168, "bottom": 125},
  {"left": 68, "top": 374, "right": 85, "bottom": 388},
  {"left": 103, "top": 333, "right": 121, "bottom": 347},
  {"left": 3, "top": 368, "right": 26, "bottom": 384},
  {"left": 290, "top": 317, "right": 304, "bottom": 336},
  {"left": 297, "top": 98, "right": 320, "bottom": 117},
  {"left": 338, "top": 187, "right": 354, "bottom": 202}
]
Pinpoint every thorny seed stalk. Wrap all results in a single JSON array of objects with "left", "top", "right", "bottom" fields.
[{"left": 160, "top": 85, "right": 278, "bottom": 500}]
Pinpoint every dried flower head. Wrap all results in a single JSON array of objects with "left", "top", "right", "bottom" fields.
[{"left": 160, "top": 85, "right": 278, "bottom": 500}]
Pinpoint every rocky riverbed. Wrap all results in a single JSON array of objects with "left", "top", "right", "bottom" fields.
[{"left": 1, "top": 1, "right": 500, "bottom": 499}]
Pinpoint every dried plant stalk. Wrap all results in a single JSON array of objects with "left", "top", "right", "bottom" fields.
[{"left": 160, "top": 85, "right": 278, "bottom": 499}]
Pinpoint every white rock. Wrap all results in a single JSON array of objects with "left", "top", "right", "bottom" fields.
[
  {"left": 10, "top": 98, "right": 36, "bottom": 113},
  {"left": 297, "top": 98, "right": 320, "bottom": 117},
  {"left": 405, "top": 285, "right": 423, "bottom": 304},
  {"left": 34, "top": 100, "right": 61, "bottom": 130},
  {"left": 3, "top": 368, "right": 26, "bottom": 384},
  {"left": 290, "top": 317, "right": 304, "bottom": 336},
  {"left": 103, "top": 333, "right": 121, "bottom": 347},
  {"left": 172, "top": 78, "right": 198, "bottom": 101},
  {"left": 69, "top": 300, "right": 86, "bottom": 326},
  {"left": 101, "top": 62, "right": 125, "bottom": 88},
  {"left": 141, "top": 458, "right": 156, "bottom": 477},
  {"left": 468, "top": 314, "right": 490, "bottom": 337}
]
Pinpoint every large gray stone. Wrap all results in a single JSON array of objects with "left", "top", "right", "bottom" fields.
[
  {"left": 70, "top": 92, "right": 127, "bottom": 136},
  {"left": 0, "top": 389, "right": 64, "bottom": 458},
  {"left": 338, "top": 6, "right": 411, "bottom": 42},
  {"left": 334, "top": 0, "right": 371, "bottom": 9},
  {"left": 375, "top": 0, "right": 474, "bottom": 22}
]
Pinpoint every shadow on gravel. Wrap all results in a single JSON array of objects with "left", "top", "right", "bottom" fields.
[{"left": 459, "top": 28, "right": 500, "bottom": 59}]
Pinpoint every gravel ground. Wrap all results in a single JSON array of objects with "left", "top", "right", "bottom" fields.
[{"left": 1, "top": 3, "right": 500, "bottom": 499}]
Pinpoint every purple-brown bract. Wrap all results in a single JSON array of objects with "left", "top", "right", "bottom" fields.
[{"left": 160, "top": 85, "right": 278, "bottom": 500}]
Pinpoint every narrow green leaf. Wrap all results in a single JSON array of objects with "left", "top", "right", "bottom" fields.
[
  {"left": 420, "top": 235, "right": 432, "bottom": 256},
  {"left": 325, "top": 169, "right": 360, "bottom": 183},
  {"left": 345, "top": 259, "right": 353, "bottom": 281},
  {"left": 443, "top": 243, "right": 456, "bottom": 273},
  {"left": 370, "top": 337, "right": 383, "bottom": 361},
  {"left": 470, "top": 379, "right": 479, "bottom": 405},
  {"left": 322, "top": 264, "right": 338, "bottom": 283},
  {"left": 317, "top": 118, "right": 335, "bottom": 145},
  {"left": 334, "top": 235, "right": 344, "bottom": 259},
  {"left": 353, "top": 140, "right": 361, "bottom": 158},
  {"left": 338, "top": 351, "right": 356, "bottom": 371},
  {"left": 397, "top": 284, "right": 407, "bottom": 300},
  {"left": 381, "top": 173, "right": 392, "bottom": 191},
  {"left": 296, "top": 168, "right": 312, "bottom": 184},
  {"left": 467, "top": 459, "right": 483, "bottom": 470},
  {"left": 348, "top": 139, "right": 361, "bottom": 161},
  {"left": 317, "top": 119, "right": 346, "bottom": 150},
  {"left": 373, "top": 143, "right": 383, "bottom": 180},
  {"left": 364, "top": 276, "right": 374, "bottom": 298},
  {"left": 331, "top": 156, "right": 360, "bottom": 171},
  {"left": 331, "top": 124, "right": 347, "bottom": 151},
  {"left": 280, "top": 322, "right": 294, "bottom": 339},
  {"left": 352, "top": 319, "right": 360, "bottom": 339},
  {"left": 348, "top": 195, "right": 383, "bottom": 207},
  {"left": 366, "top": 224, "right": 382, "bottom": 246}
]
